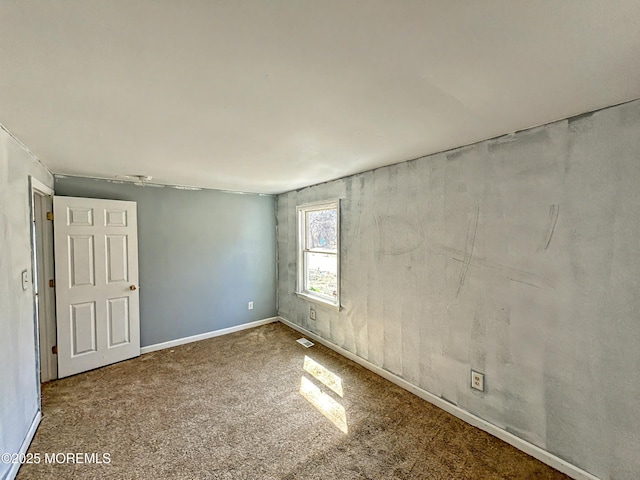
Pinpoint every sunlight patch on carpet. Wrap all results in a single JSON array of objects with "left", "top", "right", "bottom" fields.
[
  {"left": 303, "top": 355, "right": 343, "bottom": 397},
  {"left": 300, "top": 376, "right": 348, "bottom": 433}
]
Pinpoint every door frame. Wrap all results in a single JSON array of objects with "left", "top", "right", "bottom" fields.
[{"left": 30, "top": 177, "right": 57, "bottom": 383}]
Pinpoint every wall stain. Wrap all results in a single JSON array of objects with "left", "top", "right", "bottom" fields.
[
  {"left": 488, "top": 127, "right": 550, "bottom": 153},
  {"left": 495, "top": 306, "right": 512, "bottom": 364},
  {"left": 372, "top": 213, "right": 425, "bottom": 257},
  {"left": 537, "top": 204, "right": 560, "bottom": 252},
  {"left": 369, "top": 203, "right": 553, "bottom": 289},
  {"left": 425, "top": 237, "right": 554, "bottom": 289},
  {"left": 0, "top": 214, "right": 7, "bottom": 269},
  {"left": 456, "top": 202, "right": 479, "bottom": 297},
  {"left": 440, "top": 395, "right": 458, "bottom": 406},
  {"left": 568, "top": 111, "right": 595, "bottom": 134},
  {"left": 567, "top": 110, "right": 595, "bottom": 126},
  {"left": 446, "top": 145, "right": 474, "bottom": 162}
]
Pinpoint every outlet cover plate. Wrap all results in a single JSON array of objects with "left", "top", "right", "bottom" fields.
[
  {"left": 309, "top": 308, "right": 316, "bottom": 320},
  {"left": 471, "top": 370, "right": 485, "bottom": 392}
]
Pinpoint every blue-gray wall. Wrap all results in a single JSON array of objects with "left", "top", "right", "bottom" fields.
[
  {"left": 277, "top": 98, "right": 640, "bottom": 480},
  {"left": 55, "top": 177, "right": 277, "bottom": 347}
]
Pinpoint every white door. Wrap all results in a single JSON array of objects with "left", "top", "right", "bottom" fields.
[{"left": 53, "top": 196, "right": 140, "bottom": 378}]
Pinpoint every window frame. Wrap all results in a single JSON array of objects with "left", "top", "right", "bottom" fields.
[{"left": 295, "top": 199, "right": 341, "bottom": 309}]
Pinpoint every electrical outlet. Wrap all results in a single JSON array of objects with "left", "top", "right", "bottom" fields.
[
  {"left": 248, "top": 301, "right": 253, "bottom": 310},
  {"left": 309, "top": 307, "right": 316, "bottom": 320},
  {"left": 471, "top": 370, "right": 485, "bottom": 392}
]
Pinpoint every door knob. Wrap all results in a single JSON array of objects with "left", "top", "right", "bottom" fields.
[{"left": 129, "top": 285, "right": 137, "bottom": 291}]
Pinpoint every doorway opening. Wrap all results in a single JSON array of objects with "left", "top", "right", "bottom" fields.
[{"left": 30, "top": 178, "right": 57, "bottom": 383}]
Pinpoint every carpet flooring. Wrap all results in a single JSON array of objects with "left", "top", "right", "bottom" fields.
[{"left": 19, "top": 322, "right": 569, "bottom": 479}]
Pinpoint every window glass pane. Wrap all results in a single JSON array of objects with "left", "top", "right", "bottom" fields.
[
  {"left": 305, "top": 252, "right": 337, "bottom": 300},
  {"left": 306, "top": 208, "right": 337, "bottom": 251}
]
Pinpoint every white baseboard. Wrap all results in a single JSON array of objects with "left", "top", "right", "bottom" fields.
[
  {"left": 278, "top": 316, "right": 600, "bottom": 480},
  {"left": 6, "top": 410, "right": 41, "bottom": 480},
  {"left": 140, "top": 317, "right": 279, "bottom": 354}
]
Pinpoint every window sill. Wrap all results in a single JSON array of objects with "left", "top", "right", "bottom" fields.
[{"left": 295, "top": 292, "right": 341, "bottom": 311}]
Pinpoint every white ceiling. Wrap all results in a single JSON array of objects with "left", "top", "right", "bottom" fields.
[{"left": 1, "top": 1, "right": 639, "bottom": 194}]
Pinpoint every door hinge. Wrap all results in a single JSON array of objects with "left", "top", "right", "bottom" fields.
[
  {"left": 49, "top": 279, "right": 55, "bottom": 288},
  {"left": 52, "top": 345, "right": 58, "bottom": 355},
  {"left": 46, "top": 212, "right": 54, "bottom": 221}
]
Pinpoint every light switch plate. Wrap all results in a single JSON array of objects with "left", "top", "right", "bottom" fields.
[{"left": 21, "top": 270, "right": 29, "bottom": 291}]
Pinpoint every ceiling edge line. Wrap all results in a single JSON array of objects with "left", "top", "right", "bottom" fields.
[
  {"left": 0, "top": 123, "right": 54, "bottom": 178},
  {"left": 53, "top": 173, "right": 274, "bottom": 196},
  {"left": 282, "top": 94, "right": 640, "bottom": 196}
]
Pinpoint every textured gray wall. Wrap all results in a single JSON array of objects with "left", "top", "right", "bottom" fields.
[
  {"left": 0, "top": 126, "right": 54, "bottom": 479},
  {"left": 277, "top": 99, "right": 640, "bottom": 480},
  {"left": 55, "top": 177, "right": 277, "bottom": 347}
]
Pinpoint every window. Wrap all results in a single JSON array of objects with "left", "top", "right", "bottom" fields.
[{"left": 296, "top": 200, "right": 340, "bottom": 308}]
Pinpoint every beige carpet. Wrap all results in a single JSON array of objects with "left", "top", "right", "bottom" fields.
[{"left": 19, "top": 322, "right": 569, "bottom": 479}]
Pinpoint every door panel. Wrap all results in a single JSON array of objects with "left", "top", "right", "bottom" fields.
[
  {"left": 68, "top": 206, "right": 94, "bottom": 226},
  {"left": 69, "top": 235, "right": 95, "bottom": 286},
  {"left": 54, "top": 196, "right": 140, "bottom": 378},
  {"left": 71, "top": 302, "right": 97, "bottom": 355},
  {"left": 106, "top": 235, "right": 128, "bottom": 283},
  {"left": 105, "top": 208, "right": 128, "bottom": 226},
  {"left": 107, "top": 297, "right": 130, "bottom": 347}
]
